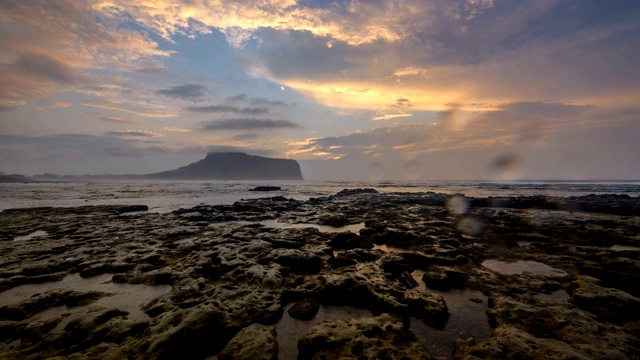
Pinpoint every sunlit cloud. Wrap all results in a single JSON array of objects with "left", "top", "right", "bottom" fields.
[
  {"left": 393, "top": 67, "right": 428, "bottom": 77},
  {"left": 0, "top": 0, "right": 172, "bottom": 107},
  {"left": 163, "top": 127, "right": 191, "bottom": 132},
  {"left": 105, "top": 129, "right": 165, "bottom": 138},
  {"left": 371, "top": 112, "right": 413, "bottom": 121},
  {"left": 92, "top": 0, "right": 452, "bottom": 47},
  {"left": 53, "top": 102, "right": 72, "bottom": 108},
  {"left": 82, "top": 99, "right": 179, "bottom": 118}
]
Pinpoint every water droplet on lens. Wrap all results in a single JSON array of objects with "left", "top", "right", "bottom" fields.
[
  {"left": 404, "top": 159, "right": 421, "bottom": 180},
  {"left": 367, "top": 161, "right": 384, "bottom": 181},
  {"left": 457, "top": 216, "right": 484, "bottom": 236},
  {"left": 446, "top": 195, "right": 469, "bottom": 215}
]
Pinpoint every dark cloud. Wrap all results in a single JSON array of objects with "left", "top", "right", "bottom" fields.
[
  {"left": 0, "top": 104, "right": 18, "bottom": 112},
  {"left": 395, "top": 98, "right": 412, "bottom": 108},
  {"left": 105, "top": 130, "right": 161, "bottom": 137},
  {"left": 231, "top": 133, "right": 259, "bottom": 141},
  {"left": 185, "top": 105, "right": 269, "bottom": 115},
  {"left": 12, "top": 53, "right": 77, "bottom": 84},
  {"left": 499, "top": 101, "right": 593, "bottom": 117},
  {"left": 199, "top": 118, "right": 299, "bottom": 131},
  {"left": 104, "top": 147, "right": 144, "bottom": 157},
  {"left": 226, "top": 93, "right": 248, "bottom": 102},
  {"left": 201, "top": 145, "right": 274, "bottom": 156},
  {"left": 156, "top": 84, "right": 207, "bottom": 101},
  {"left": 249, "top": 97, "right": 288, "bottom": 107},
  {"left": 134, "top": 66, "right": 169, "bottom": 76}
]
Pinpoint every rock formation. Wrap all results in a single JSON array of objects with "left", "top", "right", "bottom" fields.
[{"left": 150, "top": 152, "right": 303, "bottom": 180}]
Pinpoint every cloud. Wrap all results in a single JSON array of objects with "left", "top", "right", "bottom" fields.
[
  {"left": 371, "top": 112, "right": 413, "bottom": 121},
  {"left": 134, "top": 66, "right": 170, "bottom": 76},
  {"left": 200, "top": 145, "right": 274, "bottom": 156},
  {"left": 104, "top": 146, "right": 144, "bottom": 157},
  {"left": 53, "top": 102, "right": 72, "bottom": 108},
  {"left": 0, "top": 134, "right": 277, "bottom": 175},
  {"left": 249, "top": 97, "right": 288, "bottom": 107},
  {"left": 185, "top": 105, "right": 269, "bottom": 115},
  {"left": 156, "top": 84, "right": 207, "bottom": 102},
  {"left": 199, "top": 118, "right": 299, "bottom": 131},
  {"left": 232, "top": 133, "right": 259, "bottom": 141},
  {"left": 163, "top": 127, "right": 191, "bottom": 132},
  {"left": 83, "top": 99, "right": 179, "bottom": 118},
  {"left": 92, "top": 0, "right": 462, "bottom": 47},
  {"left": 99, "top": 115, "right": 135, "bottom": 124},
  {"left": 394, "top": 67, "right": 428, "bottom": 77},
  {"left": 0, "top": 104, "right": 19, "bottom": 112},
  {"left": 287, "top": 101, "right": 624, "bottom": 162},
  {"left": 105, "top": 130, "right": 164, "bottom": 138},
  {"left": 226, "top": 93, "right": 248, "bottom": 102},
  {"left": 11, "top": 53, "right": 77, "bottom": 84},
  {"left": 0, "top": 0, "right": 172, "bottom": 106}
]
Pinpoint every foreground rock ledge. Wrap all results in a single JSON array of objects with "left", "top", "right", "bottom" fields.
[{"left": 0, "top": 191, "right": 638, "bottom": 359}]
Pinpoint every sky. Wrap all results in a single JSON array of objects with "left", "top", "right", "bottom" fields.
[{"left": 1, "top": 0, "right": 639, "bottom": 180}]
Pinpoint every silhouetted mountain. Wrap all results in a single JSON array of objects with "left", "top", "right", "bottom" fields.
[
  {"left": 149, "top": 152, "right": 303, "bottom": 180},
  {"left": 0, "top": 174, "right": 38, "bottom": 183}
]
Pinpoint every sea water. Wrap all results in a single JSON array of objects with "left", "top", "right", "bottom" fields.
[{"left": 1, "top": 180, "right": 639, "bottom": 213}]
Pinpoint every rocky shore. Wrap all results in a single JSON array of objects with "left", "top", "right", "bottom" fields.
[{"left": 0, "top": 190, "right": 639, "bottom": 359}]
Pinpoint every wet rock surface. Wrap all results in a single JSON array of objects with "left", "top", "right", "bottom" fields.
[
  {"left": 219, "top": 325, "right": 278, "bottom": 360},
  {"left": 297, "top": 313, "right": 432, "bottom": 359},
  {"left": 0, "top": 192, "right": 638, "bottom": 359}
]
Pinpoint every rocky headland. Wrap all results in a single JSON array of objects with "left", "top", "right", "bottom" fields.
[
  {"left": 149, "top": 152, "right": 303, "bottom": 180},
  {"left": 0, "top": 190, "right": 639, "bottom": 359}
]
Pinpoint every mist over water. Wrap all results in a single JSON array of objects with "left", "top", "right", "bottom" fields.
[{"left": 1, "top": 180, "right": 639, "bottom": 213}]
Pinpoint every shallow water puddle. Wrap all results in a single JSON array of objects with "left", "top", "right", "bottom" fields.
[
  {"left": 13, "top": 230, "right": 48, "bottom": 241},
  {"left": 410, "top": 291, "right": 491, "bottom": 359},
  {"left": 174, "top": 237, "right": 197, "bottom": 244},
  {"left": 482, "top": 259, "right": 568, "bottom": 277},
  {"left": 372, "top": 244, "right": 413, "bottom": 253},
  {"left": 535, "top": 289, "right": 570, "bottom": 302},
  {"left": 0, "top": 273, "right": 171, "bottom": 322},
  {"left": 260, "top": 219, "right": 365, "bottom": 233},
  {"left": 274, "top": 303, "right": 372, "bottom": 360},
  {"left": 609, "top": 245, "right": 640, "bottom": 251},
  {"left": 210, "top": 220, "right": 365, "bottom": 233},
  {"left": 408, "top": 271, "right": 492, "bottom": 359}
]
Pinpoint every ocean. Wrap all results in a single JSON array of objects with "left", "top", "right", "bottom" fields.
[{"left": 2, "top": 180, "right": 639, "bottom": 213}]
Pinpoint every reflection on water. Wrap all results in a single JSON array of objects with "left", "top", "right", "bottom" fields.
[
  {"left": 3, "top": 180, "right": 639, "bottom": 213},
  {"left": 609, "top": 245, "right": 640, "bottom": 251},
  {"left": 174, "top": 237, "right": 196, "bottom": 244},
  {"left": 410, "top": 291, "right": 491, "bottom": 359},
  {"left": 535, "top": 289, "right": 570, "bottom": 302},
  {"left": 0, "top": 273, "right": 171, "bottom": 322},
  {"left": 211, "top": 220, "right": 365, "bottom": 234},
  {"left": 260, "top": 219, "right": 365, "bottom": 233},
  {"left": 372, "top": 244, "right": 412, "bottom": 253},
  {"left": 408, "top": 270, "right": 492, "bottom": 359},
  {"left": 482, "top": 259, "right": 568, "bottom": 277},
  {"left": 274, "top": 303, "right": 372, "bottom": 360},
  {"left": 13, "top": 230, "right": 48, "bottom": 241}
]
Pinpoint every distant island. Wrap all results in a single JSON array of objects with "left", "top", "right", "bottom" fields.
[
  {"left": 148, "top": 152, "right": 303, "bottom": 180},
  {"left": 24, "top": 152, "right": 303, "bottom": 181},
  {"left": 0, "top": 174, "right": 38, "bottom": 183}
]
